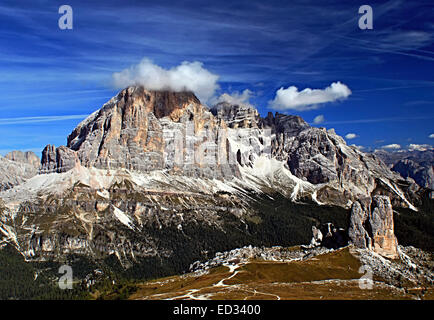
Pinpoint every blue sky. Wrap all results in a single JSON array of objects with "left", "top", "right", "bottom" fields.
[{"left": 0, "top": 0, "right": 433, "bottom": 156}]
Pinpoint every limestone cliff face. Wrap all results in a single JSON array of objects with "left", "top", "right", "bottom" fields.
[
  {"left": 211, "top": 107, "right": 406, "bottom": 207},
  {"left": 374, "top": 149, "right": 434, "bottom": 190},
  {"left": 4, "top": 150, "right": 40, "bottom": 169},
  {"left": 210, "top": 102, "right": 259, "bottom": 129},
  {"left": 349, "top": 195, "right": 398, "bottom": 259},
  {"left": 41, "top": 87, "right": 239, "bottom": 178},
  {"left": 0, "top": 151, "right": 39, "bottom": 191},
  {"left": 263, "top": 115, "right": 401, "bottom": 206},
  {"left": 393, "top": 158, "right": 434, "bottom": 190},
  {"left": 40, "top": 145, "right": 80, "bottom": 173},
  {"left": 0, "top": 156, "right": 38, "bottom": 191}
]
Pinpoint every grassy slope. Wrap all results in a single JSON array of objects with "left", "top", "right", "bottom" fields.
[{"left": 127, "top": 247, "right": 432, "bottom": 300}]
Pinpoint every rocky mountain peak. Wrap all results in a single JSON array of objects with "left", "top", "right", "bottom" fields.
[
  {"left": 117, "top": 86, "right": 201, "bottom": 119},
  {"left": 42, "top": 86, "right": 240, "bottom": 177},
  {"left": 272, "top": 112, "right": 310, "bottom": 133},
  {"left": 374, "top": 149, "right": 434, "bottom": 190},
  {"left": 210, "top": 101, "right": 259, "bottom": 129},
  {"left": 67, "top": 87, "right": 203, "bottom": 149}
]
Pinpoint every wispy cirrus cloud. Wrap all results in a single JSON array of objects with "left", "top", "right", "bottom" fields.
[
  {"left": 377, "top": 31, "right": 433, "bottom": 52},
  {"left": 0, "top": 115, "right": 88, "bottom": 126},
  {"left": 338, "top": 27, "right": 434, "bottom": 62},
  {"left": 323, "top": 115, "right": 434, "bottom": 125}
]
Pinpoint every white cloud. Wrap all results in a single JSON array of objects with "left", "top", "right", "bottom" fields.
[
  {"left": 429, "top": 133, "right": 434, "bottom": 139},
  {"left": 268, "top": 81, "right": 351, "bottom": 111},
  {"left": 408, "top": 144, "right": 432, "bottom": 151},
  {"left": 382, "top": 144, "right": 401, "bottom": 150},
  {"left": 215, "top": 89, "right": 253, "bottom": 107},
  {"left": 313, "top": 115, "right": 325, "bottom": 124},
  {"left": 112, "top": 58, "right": 219, "bottom": 102},
  {"left": 345, "top": 133, "right": 358, "bottom": 140}
]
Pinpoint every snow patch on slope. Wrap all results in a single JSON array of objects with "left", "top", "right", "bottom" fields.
[
  {"left": 380, "top": 178, "right": 418, "bottom": 211},
  {"left": 238, "top": 155, "right": 316, "bottom": 201},
  {"left": 112, "top": 205, "right": 134, "bottom": 229}
]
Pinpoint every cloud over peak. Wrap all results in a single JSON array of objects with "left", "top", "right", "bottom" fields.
[
  {"left": 215, "top": 89, "right": 254, "bottom": 107},
  {"left": 268, "top": 81, "right": 351, "bottom": 111},
  {"left": 112, "top": 58, "right": 219, "bottom": 102}
]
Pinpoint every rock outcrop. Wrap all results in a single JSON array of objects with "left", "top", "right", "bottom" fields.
[
  {"left": 308, "top": 223, "right": 348, "bottom": 249},
  {"left": 349, "top": 195, "right": 398, "bottom": 259},
  {"left": 40, "top": 145, "right": 80, "bottom": 173},
  {"left": 210, "top": 101, "right": 259, "bottom": 129},
  {"left": 309, "top": 226, "right": 323, "bottom": 247}
]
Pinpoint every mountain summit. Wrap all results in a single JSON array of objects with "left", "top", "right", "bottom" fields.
[{"left": 42, "top": 86, "right": 239, "bottom": 178}]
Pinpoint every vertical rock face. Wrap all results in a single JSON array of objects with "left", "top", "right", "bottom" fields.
[
  {"left": 253, "top": 111, "right": 403, "bottom": 206},
  {"left": 210, "top": 102, "right": 260, "bottom": 129},
  {"left": 0, "top": 156, "right": 38, "bottom": 191},
  {"left": 349, "top": 195, "right": 398, "bottom": 259},
  {"left": 370, "top": 196, "right": 398, "bottom": 258},
  {"left": 4, "top": 150, "right": 40, "bottom": 169},
  {"left": 41, "top": 87, "right": 240, "bottom": 178},
  {"left": 0, "top": 150, "right": 39, "bottom": 190},
  {"left": 40, "top": 145, "right": 79, "bottom": 173}
]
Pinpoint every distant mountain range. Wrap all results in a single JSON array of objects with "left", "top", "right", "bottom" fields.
[{"left": 373, "top": 149, "right": 434, "bottom": 190}]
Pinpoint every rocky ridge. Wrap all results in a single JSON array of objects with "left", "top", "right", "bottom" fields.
[
  {"left": 38, "top": 86, "right": 419, "bottom": 209},
  {"left": 5, "top": 150, "right": 40, "bottom": 168},
  {"left": 0, "top": 153, "right": 39, "bottom": 191},
  {"left": 0, "top": 86, "right": 431, "bottom": 268}
]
